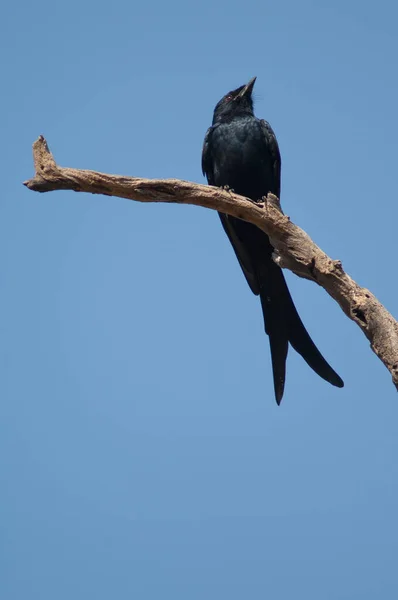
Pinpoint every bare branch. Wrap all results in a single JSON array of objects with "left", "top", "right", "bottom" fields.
[{"left": 24, "top": 136, "right": 398, "bottom": 391}]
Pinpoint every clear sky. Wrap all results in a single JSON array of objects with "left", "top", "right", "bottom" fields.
[{"left": 2, "top": 1, "right": 398, "bottom": 598}]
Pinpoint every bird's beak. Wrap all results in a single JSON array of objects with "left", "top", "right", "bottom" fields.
[{"left": 237, "top": 76, "right": 257, "bottom": 99}]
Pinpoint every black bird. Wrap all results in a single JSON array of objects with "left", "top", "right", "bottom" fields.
[{"left": 202, "top": 77, "right": 343, "bottom": 403}]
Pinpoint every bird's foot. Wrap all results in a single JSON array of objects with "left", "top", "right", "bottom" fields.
[
  {"left": 221, "top": 185, "right": 234, "bottom": 193},
  {"left": 255, "top": 196, "right": 267, "bottom": 209}
]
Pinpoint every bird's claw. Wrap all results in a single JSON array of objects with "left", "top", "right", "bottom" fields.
[{"left": 252, "top": 196, "right": 266, "bottom": 209}]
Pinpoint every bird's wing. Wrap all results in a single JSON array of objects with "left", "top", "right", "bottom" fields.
[
  {"left": 201, "top": 126, "right": 215, "bottom": 183},
  {"left": 218, "top": 213, "right": 260, "bottom": 295},
  {"left": 259, "top": 119, "right": 281, "bottom": 199},
  {"left": 218, "top": 120, "right": 283, "bottom": 296},
  {"left": 202, "top": 126, "right": 260, "bottom": 294},
  {"left": 223, "top": 120, "right": 281, "bottom": 295}
]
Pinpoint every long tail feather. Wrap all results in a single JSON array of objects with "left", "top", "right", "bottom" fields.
[{"left": 259, "top": 263, "right": 343, "bottom": 403}]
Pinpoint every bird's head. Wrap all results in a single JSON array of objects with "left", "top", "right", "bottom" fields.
[{"left": 212, "top": 77, "right": 256, "bottom": 124}]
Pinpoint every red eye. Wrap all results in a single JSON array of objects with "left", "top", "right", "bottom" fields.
[{"left": 224, "top": 95, "right": 233, "bottom": 102}]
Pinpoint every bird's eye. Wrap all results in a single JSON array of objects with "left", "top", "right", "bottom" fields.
[{"left": 225, "top": 95, "right": 233, "bottom": 102}]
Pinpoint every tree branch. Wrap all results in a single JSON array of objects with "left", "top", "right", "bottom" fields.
[{"left": 24, "top": 135, "right": 398, "bottom": 391}]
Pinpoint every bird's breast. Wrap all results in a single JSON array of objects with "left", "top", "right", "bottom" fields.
[{"left": 210, "top": 118, "right": 273, "bottom": 200}]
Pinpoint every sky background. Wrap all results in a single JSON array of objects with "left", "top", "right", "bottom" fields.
[{"left": 2, "top": 1, "right": 398, "bottom": 598}]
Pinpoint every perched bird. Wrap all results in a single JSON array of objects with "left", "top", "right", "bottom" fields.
[{"left": 202, "top": 77, "right": 343, "bottom": 403}]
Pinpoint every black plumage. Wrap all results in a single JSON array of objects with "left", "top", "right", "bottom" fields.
[{"left": 202, "top": 77, "right": 343, "bottom": 403}]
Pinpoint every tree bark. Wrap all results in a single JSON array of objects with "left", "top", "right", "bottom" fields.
[{"left": 24, "top": 135, "right": 398, "bottom": 392}]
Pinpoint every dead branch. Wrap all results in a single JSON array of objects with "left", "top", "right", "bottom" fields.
[{"left": 24, "top": 136, "right": 398, "bottom": 391}]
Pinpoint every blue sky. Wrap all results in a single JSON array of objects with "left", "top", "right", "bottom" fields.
[{"left": 2, "top": 0, "right": 398, "bottom": 598}]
